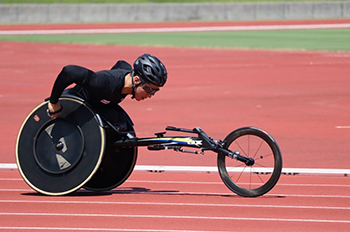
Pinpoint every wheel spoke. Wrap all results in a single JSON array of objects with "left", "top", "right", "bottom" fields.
[
  {"left": 230, "top": 166, "right": 246, "bottom": 183},
  {"left": 254, "top": 152, "right": 273, "bottom": 161},
  {"left": 250, "top": 167, "right": 266, "bottom": 184},
  {"left": 234, "top": 140, "right": 248, "bottom": 157},
  {"left": 252, "top": 140, "right": 264, "bottom": 159},
  {"left": 218, "top": 127, "right": 282, "bottom": 197}
]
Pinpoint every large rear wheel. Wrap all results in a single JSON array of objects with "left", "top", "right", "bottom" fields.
[
  {"left": 83, "top": 141, "right": 137, "bottom": 191},
  {"left": 84, "top": 108, "right": 137, "bottom": 191},
  {"left": 16, "top": 97, "right": 105, "bottom": 196}
]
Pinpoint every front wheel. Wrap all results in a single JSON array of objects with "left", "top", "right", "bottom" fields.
[{"left": 217, "top": 127, "right": 282, "bottom": 197}]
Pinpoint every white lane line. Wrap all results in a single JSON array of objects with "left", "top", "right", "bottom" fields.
[
  {"left": 0, "top": 199, "right": 349, "bottom": 210},
  {"left": 336, "top": 126, "right": 350, "bottom": 129},
  {"left": 0, "top": 212, "right": 349, "bottom": 223},
  {"left": 2, "top": 163, "right": 350, "bottom": 175},
  {"left": 129, "top": 180, "right": 350, "bottom": 188},
  {"left": 1, "top": 24, "right": 350, "bottom": 35},
  {"left": 0, "top": 163, "right": 16, "bottom": 169},
  {"left": 133, "top": 165, "right": 350, "bottom": 175}
]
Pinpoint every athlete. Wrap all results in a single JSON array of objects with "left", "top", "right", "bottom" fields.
[{"left": 47, "top": 53, "right": 167, "bottom": 129}]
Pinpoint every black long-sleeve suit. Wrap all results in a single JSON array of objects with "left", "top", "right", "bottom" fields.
[{"left": 49, "top": 60, "right": 133, "bottom": 129}]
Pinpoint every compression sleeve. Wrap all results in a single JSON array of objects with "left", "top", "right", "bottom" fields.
[{"left": 49, "top": 65, "right": 94, "bottom": 104}]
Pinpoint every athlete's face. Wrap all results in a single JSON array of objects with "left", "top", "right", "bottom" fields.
[{"left": 134, "top": 77, "right": 160, "bottom": 101}]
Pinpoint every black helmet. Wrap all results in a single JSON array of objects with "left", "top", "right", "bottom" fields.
[{"left": 133, "top": 54, "right": 167, "bottom": 87}]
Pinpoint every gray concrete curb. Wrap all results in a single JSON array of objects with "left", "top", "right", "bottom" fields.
[{"left": 1, "top": 2, "right": 350, "bottom": 23}]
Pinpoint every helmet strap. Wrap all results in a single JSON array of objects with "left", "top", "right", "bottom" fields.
[{"left": 131, "top": 71, "right": 142, "bottom": 99}]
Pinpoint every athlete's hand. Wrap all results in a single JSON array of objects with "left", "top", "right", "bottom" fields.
[{"left": 47, "top": 102, "right": 63, "bottom": 118}]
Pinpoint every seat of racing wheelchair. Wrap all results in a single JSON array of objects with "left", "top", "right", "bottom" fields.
[{"left": 16, "top": 95, "right": 137, "bottom": 196}]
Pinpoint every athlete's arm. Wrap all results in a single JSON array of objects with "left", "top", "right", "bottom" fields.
[
  {"left": 49, "top": 65, "right": 95, "bottom": 104},
  {"left": 48, "top": 65, "right": 95, "bottom": 117}
]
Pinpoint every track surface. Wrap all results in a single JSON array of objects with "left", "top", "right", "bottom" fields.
[
  {"left": 0, "top": 19, "right": 350, "bottom": 231},
  {"left": 1, "top": 170, "right": 350, "bottom": 232}
]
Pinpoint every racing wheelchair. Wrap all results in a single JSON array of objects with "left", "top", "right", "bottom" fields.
[{"left": 16, "top": 95, "right": 282, "bottom": 197}]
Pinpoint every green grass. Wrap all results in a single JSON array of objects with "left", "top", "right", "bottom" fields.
[{"left": 1, "top": 29, "right": 349, "bottom": 51}]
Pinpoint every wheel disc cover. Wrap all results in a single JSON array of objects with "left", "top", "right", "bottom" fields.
[{"left": 16, "top": 97, "right": 105, "bottom": 195}]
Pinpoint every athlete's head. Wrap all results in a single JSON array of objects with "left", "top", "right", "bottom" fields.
[
  {"left": 131, "top": 54, "right": 167, "bottom": 101},
  {"left": 133, "top": 53, "right": 167, "bottom": 87}
]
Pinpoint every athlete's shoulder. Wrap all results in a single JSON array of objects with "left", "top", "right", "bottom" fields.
[{"left": 110, "top": 60, "right": 132, "bottom": 71}]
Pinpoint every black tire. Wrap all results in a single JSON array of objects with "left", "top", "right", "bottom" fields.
[
  {"left": 83, "top": 133, "right": 137, "bottom": 192},
  {"left": 217, "top": 127, "right": 282, "bottom": 197},
  {"left": 16, "top": 97, "right": 105, "bottom": 196},
  {"left": 84, "top": 104, "right": 137, "bottom": 191}
]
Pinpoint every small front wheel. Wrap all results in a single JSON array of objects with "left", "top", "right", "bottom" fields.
[{"left": 217, "top": 127, "right": 282, "bottom": 197}]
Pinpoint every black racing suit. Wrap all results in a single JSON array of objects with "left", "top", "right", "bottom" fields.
[{"left": 49, "top": 60, "right": 133, "bottom": 130}]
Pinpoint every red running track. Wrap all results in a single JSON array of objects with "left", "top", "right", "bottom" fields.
[
  {"left": 0, "top": 20, "right": 350, "bottom": 231},
  {"left": 1, "top": 170, "right": 350, "bottom": 231}
]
